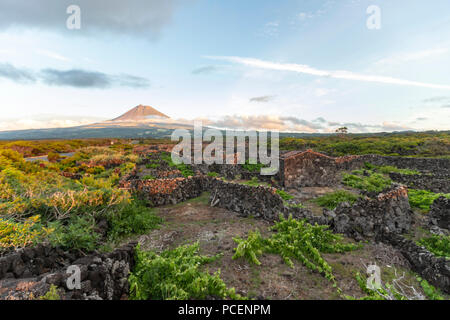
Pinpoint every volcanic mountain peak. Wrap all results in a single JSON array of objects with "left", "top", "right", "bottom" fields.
[{"left": 112, "top": 105, "right": 170, "bottom": 121}]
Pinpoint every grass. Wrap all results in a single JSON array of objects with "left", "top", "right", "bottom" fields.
[
  {"left": 363, "top": 162, "right": 421, "bottom": 175},
  {"left": 417, "top": 235, "right": 450, "bottom": 258},
  {"left": 313, "top": 190, "right": 360, "bottom": 210},
  {"left": 276, "top": 189, "right": 294, "bottom": 201},
  {"left": 408, "top": 189, "right": 450, "bottom": 212},
  {"left": 343, "top": 169, "right": 392, "bottom": 193}
]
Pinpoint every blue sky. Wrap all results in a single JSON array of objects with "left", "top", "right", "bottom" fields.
[{"left": 0, "top": 0, "right": 449, "bottom": 132}]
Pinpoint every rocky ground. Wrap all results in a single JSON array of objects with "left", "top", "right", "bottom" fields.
[{"left": 124, "top": 192, "right": 439, "bottom": 300}]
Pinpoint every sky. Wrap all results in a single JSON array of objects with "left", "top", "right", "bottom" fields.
[{"left": 0, "top": 0, "right": 449, "bottom": 133}]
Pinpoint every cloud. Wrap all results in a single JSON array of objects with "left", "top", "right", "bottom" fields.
[
  {"left": 423, "top": 96, "right": 450, "bottom": 103},
  {"left": 0, "top": 115, "right": 104, "bottom": 131},
  {"left": 201, "top": 115, "right": 411, "bottom": 133},
  {"left": 416, "top": 117, "right": 427, "bottom": 121},
  {"left": 422, "top": 96, "right": 450, "bottom": 109},
  {"left": 41, "top": 69, "right": 112, "bottom": 88},
  {"left": 35, "top": 49, "right": 71, "bottom": 62},
  {"left": 192, "top": 66, "right": 217, "bottom": 75},
  {"left": 0, "top": 62, "right": 149, "bottom": 88},
  {"left": 262, "top": 21, "right": 279, "bottom": 37},
  {"left": 0, "top": 63, "right": 35, "bottom": 83},
  {"left": 0, "top": 0, "right": 185, "bottom": 38},
  {"left": 249, "top": 95, "right": 275, "bottom": 103},
  {"left": 206, "top": 56, "right": 450, "bottom": 90},
  {"left": 375, "top": 48, "right": 448, "bottom": 66}
]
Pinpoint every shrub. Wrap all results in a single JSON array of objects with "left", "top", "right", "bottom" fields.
[
  {"left": 0, "top": 215, "right": 52, "bottom": 249},
  {"left": 39, "top": 285, "right": 61, "bottom": 300},
  {"left": 276, "top": 189, "right": 294, "bottom": 201},
  {"left": 343, "top": 170, "right": 392, "bottom": 193},
  {"left": 242, "top": 160, "right": 265, "bottom": 173},
  {"left": 107, "top": 200, "right": 162, "bottom": 241},
  {"left": 207, "top": 172, "right": 219, "bottom": 177},
  {"left": 48, "top": 215, "right": 100, "bottom": 252},
  {"left": 408, "top": 189, "right": 450, "bottom": 212},
  {"left": 232, "top": 215, "right": 359, "bottom": 283},
  {"left": 47, "top": 152, "right": 61, "bottom": 163},
  {"left": 129, "top": 243, "right": 242, "bottom": 300},
  {"left": 314, "top": 190, "right": 359, "bottom": 210},
  {"left": 417, "top": 235, "right": 450, "bottom": 258},
  {"left": 417, "top": 277, "right": 444, "bottom": 300}
]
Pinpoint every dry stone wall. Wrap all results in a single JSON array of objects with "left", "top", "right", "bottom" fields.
[
  {"left": 280, "top": 150, "right": 450, "bottom": 188},
  {"left": 0, "top": 242, "right": 136, "bottom": 300},
  {"left": 388, "top": 172, "right": 450, "bottom": 194}
]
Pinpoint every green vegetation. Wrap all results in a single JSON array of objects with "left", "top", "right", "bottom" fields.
[
  {"left": 280, "top": 132, "right": 450, "bottom": 157},
  {"left": 276, "top": 189, "right": 294, "bottom": 201},
  {"left": 242, "top": 160, "right": 265, "bottom": 172},
  {"left": 408, "top": 189, "right": 450, "bottom": 212},
  {"left": 160, "top": 152, "right": 194, "bottom": 177},
  {"left": 142, "top": 175, "right": 156, "bottom": 180},
  {"left": 417, "top": 235, "right": 450, "bottom": 258},
  {"left": 417, "top": 277, "right": 444, "bottom": 300},
  {"left": 313, "top": 190, "right": 360, "bottom": 210},
  {"left": 0, "top": 215, "right": 51, "bottom": 249},
  {"left": 0, "top": 139, "right": 115, "bottom": 158},
  {"left": 39, "top": 285, "right": 61, "bottom": 300},
  {"left": 0, "top": 142, "right": 161, "bottom": 253},
  {"left": 207, "top": 171, "right": 219, "bottom": 177},
  {"left": 129, "top": 243, "right": 242, "bottom": 300},
  {"left": 343, "top": 169, "right": 392, "bottom": 193},
  {"left": 241, "top": 177, "right": 268, "bottom": 187},
  {"left": 107, "top": 200, "right": 162, "bottom": 242},
  {"left": 232, "top": 215, "right": 359, "bottom": 283},
  {"left": 48, "top": 215, "right": 101, "bottom": 252},
  {"left": 348, "top": 272, "right": 444, "bottom": 300},
  {"left": 348, "top": 271, "right": 408, "bottom": 300}
]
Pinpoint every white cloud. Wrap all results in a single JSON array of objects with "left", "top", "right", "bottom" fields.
[
  {"left": 35, "top": 49, "right": 72, "bottom": 62},
  {"left": 0, "top": 115, "right": 104, "bottom": 131},
  {"left": 375, "top": 48, "right": 448, "bottom": 66},
  {"left": 206, "top": 56, "right": 450, "bottom": 90}
]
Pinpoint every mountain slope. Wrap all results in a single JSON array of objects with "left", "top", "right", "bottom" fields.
[{"left": 112, "top": 105, "right": 169, "bottom": 121}]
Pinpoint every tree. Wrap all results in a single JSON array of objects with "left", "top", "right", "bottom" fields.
[{"left": 335, "top": 127, "right": 348, "bottom": 138}]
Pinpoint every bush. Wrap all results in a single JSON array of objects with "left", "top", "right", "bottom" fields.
[
  {"left": 48, "top": 215, "right": 100, "bottom": 252},
  {"left": 232, "top": 215, "right": 359, "bottom": 283},
  {"left": 408, "top": 189, "right": 450, "bottom": 212},
  {"left": 39, "top": 285, "right": 61, "bottom": 300},
  {"left": 417, "top": 235, "right": 450, "bottom": 258},
  {"left": 207, "top": 172, "right": 219, "bottom": 177},
  {"left": 343, "top": 170, "right": 392, "bottom": 193},
  {"left": 314, "top": 190, "right": 360, "bottom": 210},
  {"left": 107, "top": 200, "right": 162, "bottom": 241},
  {"left": 276, "top": 189, "right": 294, "bottom": 201},
  {"left": 0, "top": 215, "right": 52, "bottom": 249},
  {"left": 242, "top": 160, "right": 265, "bottom": 173},
  {"left": 47, "top": 152, "right": 61, "bottom": 163},
  {"left": 129, "top": 243, "right": 241, "bottom": 300}
]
